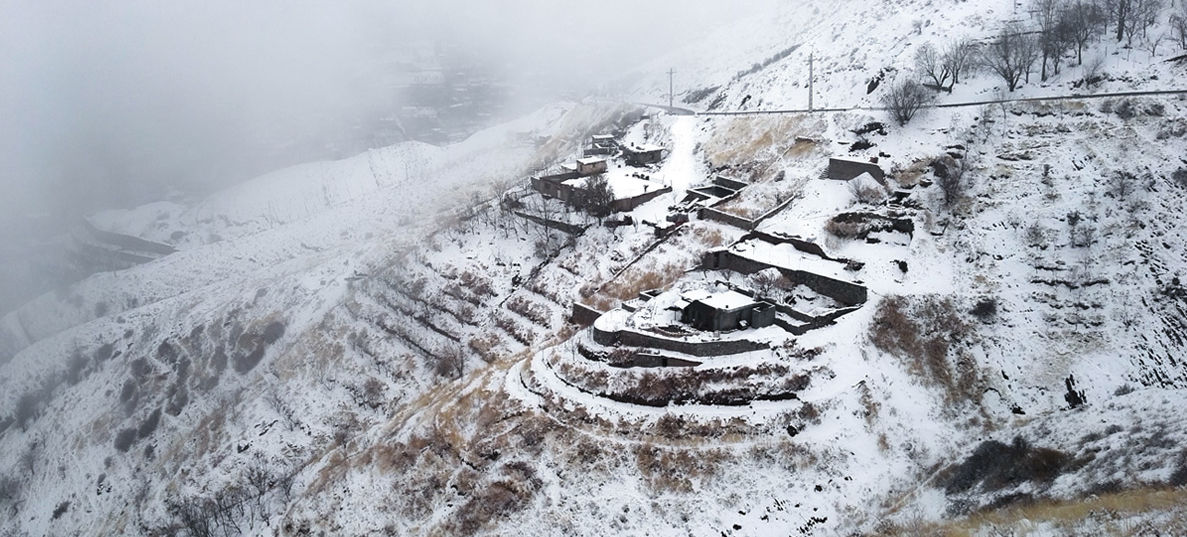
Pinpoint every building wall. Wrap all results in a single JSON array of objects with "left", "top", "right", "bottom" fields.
[
  {"left": 624, "top": 149, "right": 663, "bottom": 166},
  {"left": 699, "top": 206, "right": 757, "bottom": 230},
  {"left": 828, "top": 158, "right": 885, "bottom": 181},
  {"left": 611, "top": 186, "right": 672, "bottom": 212},
  {"left": 570, "top": 303, "right": 604, "bottom": 326}
]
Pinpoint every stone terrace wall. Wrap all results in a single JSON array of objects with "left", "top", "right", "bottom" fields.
[
  {"left": 703, "top": 249, "right": 868, "bottom": 306},
  {"left": 592, "top": 325, "right": 769, "bottom": 357}
]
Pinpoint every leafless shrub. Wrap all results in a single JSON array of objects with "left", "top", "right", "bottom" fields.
[
  {"left": 434, "top": 346, "right": 465, "bottom": 379},
  {"left": 447, "top": 468, "right": 542, "bottom": 536},
  {"left": 971, "top": 297, "right": 998, "bottom": 322},
  {"left": 494, "top": 314, "right": 532, "bottom": 346},
  {"left": 360, "top": 377, "right": 386, "bottom": 409},
  {"left": 1025, "top": 222, "right": 1050, "bottom": 249},
  {"left": 1066, "top": 210, "right": 1095, "bottom": 247},
  {"left": 882, "top": 78, "right": 932, "bottom": 125},
  {"left": 1081, "top": 54, "right": 1106, "bottom": 88},
  {"left": 849, "top": 177, "right": 889, "bottom": 205},
  {"left": 467, "top": 333, "right": 501, "bottom": 362},
  {"left": 1109, "top": 170, "right": 1139, "bottom": 199},
  {"left": 458, "top": 271, "right": 495, "bottom": 297},
  {"left": 1173, "top": 168, "right": 1187, "bottom": 189},
  {"left": 168, "top": 496, "right": 218, "bottom": 537},
  {"left": 507, "top": 296, "right": 550, "bottom": 327},
  {"left": 748, "top": 268, "right": 789, "bottom": 298},
  {"left": 936, "top": 154, "right": 973, "bottom": 209},
  {"left": 945, "top": 436, "right": 1070, "bottom": 494},
  {"left": 824, "top": 218, "right": 867, "bottom": 239}
]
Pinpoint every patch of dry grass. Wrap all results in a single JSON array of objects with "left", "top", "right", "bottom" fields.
[
  {"left": 704, "top": 116, "right": 826, "bottom": 172},
  {"left": 869, "top": 295, "right": 982, "bottom": 406},
  {"left": 599, "top": 261, "right": 689, "bottom": 302},
  {"left": 891, "top": 157, "right": 934, "bottom": 188},
  {"left": 873, "top": 487, "right": 1187, "bottom": 537}
]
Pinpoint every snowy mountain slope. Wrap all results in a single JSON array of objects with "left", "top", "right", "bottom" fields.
[
  {"left": 3, "top": 1, "right": 1187, "bottom": 536},
  {"left": 633, "top": 0, "right": 1185, "bottom": 112}
]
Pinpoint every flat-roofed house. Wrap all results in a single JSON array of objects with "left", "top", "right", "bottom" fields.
[
  {"left": 622, "top": 143, "right": 664, "bottom": 166},
  {"left": 576, "top": 157, "right": 608, "bottom": 176},
  {"left": 680, "top": 290, "right": 776, "bottom": 331}
]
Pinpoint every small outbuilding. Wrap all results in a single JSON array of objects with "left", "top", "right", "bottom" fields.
[
  {"left": 576, "top": 157, "right": 608, "bottom": 176},
  {"left": 828, "top": 157, "right": 885, "bottom": 181},
  {"left": 622, "top": 143, "right": 665, "bottom": 166},
  {"left": 681, "top": 290, "right": 776, "bottom": 332},
  {"left": 585, "top": 134, "right": 618, "bottom": 156}
]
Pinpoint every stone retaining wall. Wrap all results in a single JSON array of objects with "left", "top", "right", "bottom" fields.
[
  {"left": 702, "top": 249, "right": 868, "bottom": 306},
  {"left": 592, "top": 325, "right": 769, "bottom": 357}
]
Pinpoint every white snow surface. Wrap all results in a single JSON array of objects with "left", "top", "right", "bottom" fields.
[{"left": 4, "top": 1, "right": 1187, "bottom": 536}]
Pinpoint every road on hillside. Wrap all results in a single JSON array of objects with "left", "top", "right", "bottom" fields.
[{"left": 641, "top": 88, "right": 1187, "bottom": 117}]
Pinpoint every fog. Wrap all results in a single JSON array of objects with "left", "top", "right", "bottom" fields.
[
  {"left": 0, "top": 0, "right": 767, "bottom": 313},
  {"left": 0, "top": 1, "right": 760, "bottom": 221}
]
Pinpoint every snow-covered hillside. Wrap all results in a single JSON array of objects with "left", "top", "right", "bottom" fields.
[{"left": 3, "top": 1, "right": 1187, "bottom": 536}]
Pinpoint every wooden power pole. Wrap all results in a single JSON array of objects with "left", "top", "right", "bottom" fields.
[
  {"left": 808, "top": 53, "right": 814, "bottom": 111},
  {"left": 667, "top": 68, "right": 676, "bottom": 111}
]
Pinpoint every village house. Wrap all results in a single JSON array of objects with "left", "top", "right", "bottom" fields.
[
  {"left": 576, "top": 157, "right": 608, "bottom": 176},
  {"left": 679, "top": 289, "right": 776, "bottom": 331},
  {"left": 622, "top": 143, "right": 665, "bottom": 166},
  {"left": 585, "top": 134, "right": 618, "bottom": 156}
]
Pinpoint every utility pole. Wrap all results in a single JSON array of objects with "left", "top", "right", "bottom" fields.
[
  {"left": 808, "top": 53, "right": 814, "bottom": 111},
  {"left": 667, "top": 68, "right": 676, "bottom": 111}
]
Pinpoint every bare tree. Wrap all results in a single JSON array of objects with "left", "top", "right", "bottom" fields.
[
  {"left": 1143, "top": 32, "right": 1165, "bottom": 56},
  {"left": 1063, "top": 1, "right": 1104, "bottom": 64},
  {"left": 915, "top": 43, "right": 952, "bottom": 90},
  {"left": 167, "top": 497, "right": 217, "bottom": 537},
  {"left": 1175, "top": 9, "right": 1187, "bottom": 50},
  {"left": 943, "top": 39, "right": 978, "bottom": 86},
  {"left": 1019, "top": 28, "right": 1041, "bottom": 84},
  {"left": 982, "top": 24, "right": 1038, "bottom": 91},
  {"left": 881, "top": 78, "right": 932, "bottom": 125},
  {"left": 1034, "top": 0, "right": 1063, "bottom": 80},
  {"left": 1121, "top": 0, "right": 1163, "bottom": 45},
  {"left": 1105, "top": 0, "right": 1132, "bottom": 42}
]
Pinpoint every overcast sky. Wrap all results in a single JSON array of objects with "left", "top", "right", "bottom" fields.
[{"left": 0, "top": 1, "right": 765, "bottom": 224}]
